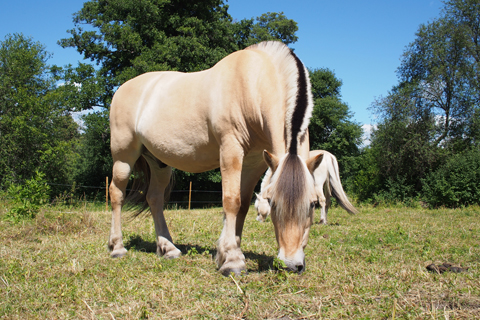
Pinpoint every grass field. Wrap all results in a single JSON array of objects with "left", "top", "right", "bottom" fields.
[{"left": 0, "top": 202, "right": 479, "bottom": 319}]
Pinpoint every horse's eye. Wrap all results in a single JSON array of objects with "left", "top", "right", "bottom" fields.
[{"left": 310, "top": 201, "right": 317, "bottom": 209}]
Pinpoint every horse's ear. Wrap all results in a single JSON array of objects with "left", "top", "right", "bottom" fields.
[
  {"left": 263, "top": 185, "right": 273, "bottom": 200},
  {"left": 306, "top": 152, "right": 324, "bottom": 174},
  {"left": 263, "top": 150, "right": 279, "bottom": 172}
]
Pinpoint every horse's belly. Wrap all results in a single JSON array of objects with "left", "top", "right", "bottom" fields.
[
  {"left": 156, "top": 143, "right": 220, "bottom": 173},
  {"left": 140, "top": 127, "right": 220, "bottom": 173}
]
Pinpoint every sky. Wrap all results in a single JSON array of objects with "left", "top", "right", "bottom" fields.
[{"left": 1, "top": 0, "right": 443, "bottom": 128}]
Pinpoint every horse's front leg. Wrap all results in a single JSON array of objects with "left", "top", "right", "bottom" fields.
[{"left": 216, "top": 145, "right": 248, "bottom": 276}]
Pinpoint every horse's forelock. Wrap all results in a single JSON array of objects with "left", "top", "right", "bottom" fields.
[{"left": 270, "top": 154, "right": 313, "bottom": 229}]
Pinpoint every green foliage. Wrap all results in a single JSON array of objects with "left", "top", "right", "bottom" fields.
[
  {"left": 308, "top": 68, "right": 363, "bottom": 188},
  {"left": 373, "top": 176, "right": 418, "bottom": 207},
  {"left": 51, "top": 63, "right": 107, "bottom": 112},
  {"left": 74, "top": 109, "right": 112, "bottom": 196},
  {"left": 369, "top": 85, "right": 447, "bottom": 197},
  {"left": 59, "top": 0, "right": 239, "bottom": 104},
  {"left": 59, "top": 0, "right": 299, "bottom": 102},
  {"left": 422, "top": 148, "right": 480, "bottom": 207},
  {"left": 232, "top": 12, "right": 298, "bottom": 48},
  {"left": 351, "top": 147, "right": 381, "bottom": 202},
  {"left": 398, "top": 15, "right": 478, "bottom": 150},
  {"left": 308, "top": 69, "right": 363, "bottom": 159},
  {"left": 0, "top": 33, "right": 79, "bottom": 192},
  {"left": 365, "top": 0, "right": 480, "bottom": 205},
  {"left": 5, "top": 171, "right": 50, "bottom": 222}
]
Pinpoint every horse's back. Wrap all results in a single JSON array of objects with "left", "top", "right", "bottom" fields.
[{"left": 110, "top": 43, "right": 296, "bottom": 170}]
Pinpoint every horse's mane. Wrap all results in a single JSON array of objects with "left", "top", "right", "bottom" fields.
[
  {"left": 246, "top": 41, "right": 313, "bottom": 155},
  {"left": 247, "top": 42, "right": 314, "bottom": 228}
]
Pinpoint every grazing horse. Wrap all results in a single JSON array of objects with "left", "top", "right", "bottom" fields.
[
  {"left": 255, "top": 150, "right": 357, "bottom": 224},
  {"left": 108, "top": 41, "right": 322, "bottom": 275}
]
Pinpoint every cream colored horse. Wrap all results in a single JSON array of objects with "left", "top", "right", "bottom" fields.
[
  {"left": 255, "top": 150, "right": 357, "bottom": 224},
  {"left": 108, "top": 41, "right": 321, "bottom": 275}
]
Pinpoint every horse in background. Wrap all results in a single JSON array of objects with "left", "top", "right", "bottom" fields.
[
  {"left": 108, "top": 41, "right": 321, "bottom": 275},
  {"left": 255, "top": 150, "right": 357, "bottom": 224}
]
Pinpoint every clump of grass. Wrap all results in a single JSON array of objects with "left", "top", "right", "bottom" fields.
[{"left": 0, "top": 203, "right": 479, "bottom": 318}]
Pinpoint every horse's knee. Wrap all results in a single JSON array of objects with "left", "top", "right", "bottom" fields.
[{"left": 223, "top": 194, "right": 241, "bottom": 213}]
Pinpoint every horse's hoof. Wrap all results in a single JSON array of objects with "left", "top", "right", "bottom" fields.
[
  {"left": 219, "top": 260, "right": 247, "bottom": 277},
  {"left": 220, "top": 267, "right": 247, "bottom": 277},
  {"left": 163, "top": 249, "right": 182, "bottom": 259},
  {"left": 110, "top": 248, "right": 127, "bottom": 258}
]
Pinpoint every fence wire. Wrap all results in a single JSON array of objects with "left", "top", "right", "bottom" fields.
[{"left": 2, "top": 181, "right": 224, "bottom": 206}]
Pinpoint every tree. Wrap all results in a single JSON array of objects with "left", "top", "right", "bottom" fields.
[
  {"left": 444, "top": 0, "right": 480, "bottom": 102},
  {"left": 364, "top": 0, "right": 480, "bottom": 204},
  {"left": 232, "top": 12, "right": 298, "bottom": 48},
  {"left": 0, "top": 34, "right": 79, "bottom": 192},
  {"left": 59, "top": 0, "right": 299, "bottom": 105},
  {"left": 308, "top": 68, "right": 363, "bottom": 184},
  {"left": 60, "top": 0, "right": 299, "bottom": 194},
  {"left": 398, "top": 17, "right": 477, "bottom": 151},
  {"left": 369, "top": 84, "right": 446, "bottom": 196},
  {"left": 74, "top": 110, "right": 112, "bottom": 196}
]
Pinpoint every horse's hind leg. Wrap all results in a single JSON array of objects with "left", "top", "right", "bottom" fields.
[
  {"left": 109, "top": 155, "right": 139, "bottom": 257},
  {"left": 143, "top": 156, "right": 182, "bottom": 259},
  {"left": 316, "top": 183, "right": 328, "bottom": 225}
]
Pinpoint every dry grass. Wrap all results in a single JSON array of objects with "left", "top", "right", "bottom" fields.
[{"left": 0, "top": 203, "right": 479, "bottom": 319}]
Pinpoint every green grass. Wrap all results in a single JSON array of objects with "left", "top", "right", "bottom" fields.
[{"left": 0, "top": 203, "right": 479, "bottom": 319}]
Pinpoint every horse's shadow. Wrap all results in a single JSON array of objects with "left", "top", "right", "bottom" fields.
[{"left": 125, "top": 234, "right": 275, "bottom": 272}]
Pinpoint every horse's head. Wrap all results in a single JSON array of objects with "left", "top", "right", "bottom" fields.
[
  {"left": 254, "top": 193, "right": 271, "bottom": 222},
  {"left": 263, "top": 150, "right": 323, "bottom": 274}
]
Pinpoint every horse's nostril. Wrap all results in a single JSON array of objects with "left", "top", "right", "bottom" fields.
[{"left": 296, "top": 264, "right": 304, "bottom": 273}]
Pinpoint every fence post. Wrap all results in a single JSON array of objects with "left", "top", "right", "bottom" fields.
[
  {"left": 188, "top": 181, "right": 192, "bottom": 210},
  {"left": 106, "top": 176, "right": 109, "bottom": 212}
]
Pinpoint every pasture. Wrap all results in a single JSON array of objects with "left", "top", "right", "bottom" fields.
[{"left": 0, "top": 203, "right": 479, "bottom": 319}]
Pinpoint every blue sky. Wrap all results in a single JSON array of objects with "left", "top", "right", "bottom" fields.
[{"left": 1, "top": 0, "right": 443, "bottom": 127}]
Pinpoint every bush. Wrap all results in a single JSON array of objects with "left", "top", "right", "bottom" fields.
[
  {"left": 4, "top": 171, "right": 50, "bottom": 222},
  {"left": 373, "top": 176, "right": 418, "bottom": 207},
  {"left": 422, "top": 148, "right": 480, "bottom": 208}
]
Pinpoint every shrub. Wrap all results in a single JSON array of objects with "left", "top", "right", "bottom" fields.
[
  {"left": 4, "top": 171, "right": 50, "bottom": 222},
  {"left": 422, "top": 148, "right": 480, "bottom": 208},
  {"left": 373, "top": 175, "right": 418, "bottom": 207}
]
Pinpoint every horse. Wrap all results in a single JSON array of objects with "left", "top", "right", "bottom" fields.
[
  {"left": 255, "top": 150, "right": 357, "bottom": 224},
  {"left": 108, "top": 41, "right": 322, "bottom": 275}
]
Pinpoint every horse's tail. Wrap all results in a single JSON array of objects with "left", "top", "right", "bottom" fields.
[
  {"left": 125, "top": 154, "right": 174, "bottom": 218},
  {"left": 246, "top": 41, "right": 313, "bottom": 155},
  {"left": 326, "top": 153, "right": 358, "bottom": 215}
]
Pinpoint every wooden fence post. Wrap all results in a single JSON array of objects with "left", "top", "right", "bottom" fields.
[
  {"left": 106, "top": 176, "right": 109, "bottom": 212},
  {"left": 188, "top": 181, "right": 192, "bottom": 210}
]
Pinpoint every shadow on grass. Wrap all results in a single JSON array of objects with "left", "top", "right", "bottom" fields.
[{"left": 124, "top": 234, "right": 275, "bottom": 272}]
